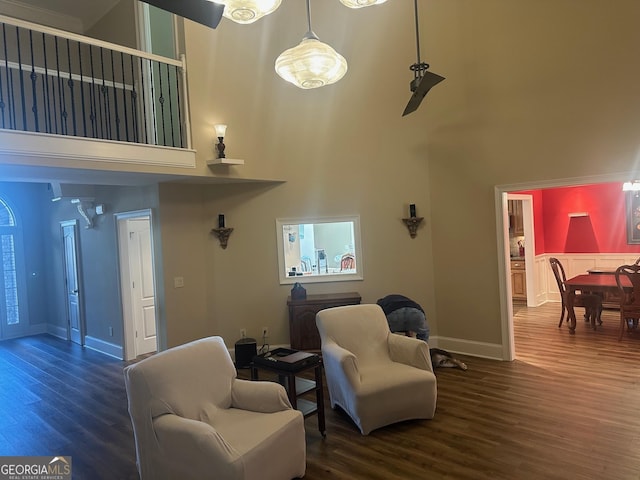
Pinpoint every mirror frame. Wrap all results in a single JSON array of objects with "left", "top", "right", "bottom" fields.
[{"left": 275, "top": 215, "right": 364, "bottom": 285}]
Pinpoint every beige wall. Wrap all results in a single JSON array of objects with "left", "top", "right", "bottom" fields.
[
  {"left": 155, "top": 0, "right": 640, "bottom": 354},
  {"left": 85, "top": 0, "right": 137, "bottom": 48},
  {"left": 427, "top": 0, "right": 640, "bottom": 347}
]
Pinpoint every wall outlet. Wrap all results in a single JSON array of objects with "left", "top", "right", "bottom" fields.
[
  {"left": 261, "top": 326, "right": 269, "bottom": 338},
  {"left": 240, "top": 328, "right": 247, "bottom": 339}
]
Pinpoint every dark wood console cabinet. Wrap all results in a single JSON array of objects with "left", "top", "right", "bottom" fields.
[{"left": 287, "top": 292, "right": 361, "bottom": 351}]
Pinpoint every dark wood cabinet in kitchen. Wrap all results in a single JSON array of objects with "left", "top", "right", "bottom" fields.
[
  {"left": 288, "top": 292, "right": 361, "bottom": 351},
  {"left": 511, "top": 260, "right": 527, "bottom": 301}
]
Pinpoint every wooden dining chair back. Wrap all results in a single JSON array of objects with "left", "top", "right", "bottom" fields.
[
  {"left": 549, "top": 258, "right": 568, "bottom": 326},
  {"left": 549, "top": 257, "right": 602, "bottom": 329},
  {"left": 615, "top": 264, "right": 640, "bottom": 340}
]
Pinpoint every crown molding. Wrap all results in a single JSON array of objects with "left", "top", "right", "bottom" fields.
[{"left": 0, "top": 0, "right": 84, "bottom": 33}]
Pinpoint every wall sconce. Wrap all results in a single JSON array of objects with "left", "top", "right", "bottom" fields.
[
  {"left": 402, "top": 203, "right": 423, "bottom": 238},
  {"left": 214, "top": 124, "right": 227, "bottom": 159},
  {"left": 207, "top": 124, "right": 245, "bottom": 166},
  {"left": 211, "top": 214, "right": 233, "bottom": 249}
]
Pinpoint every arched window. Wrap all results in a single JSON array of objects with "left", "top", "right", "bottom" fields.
[{"left": 0, "top": 197, "right": 20, "bottom": 329}]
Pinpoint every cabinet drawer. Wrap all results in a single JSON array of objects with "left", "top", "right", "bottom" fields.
[{"left": 510, "top": 260, "right": 525, "bottom": 271}]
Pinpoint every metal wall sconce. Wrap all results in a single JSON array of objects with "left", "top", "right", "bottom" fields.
[
  {"left": 211, "top": 213, "right": 233, "bottom": 249},
  {"left": 402, "top": 203, "right": 423, "bottom": 238}
]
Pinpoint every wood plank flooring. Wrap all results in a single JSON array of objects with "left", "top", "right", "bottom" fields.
[{"left": 1, "top": 303, "right": 640, "bottom": 479}]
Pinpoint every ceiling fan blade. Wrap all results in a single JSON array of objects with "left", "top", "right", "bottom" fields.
[
  {"left": 141, "top": 0, "right": 225, "bottom": 30},
  {"left": 402, "top": 70, "right": 445, "bottom": 117}
]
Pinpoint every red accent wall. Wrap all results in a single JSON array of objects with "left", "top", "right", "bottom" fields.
[{"left": 515, "top": 183, "right": 640, "bottom": 254}]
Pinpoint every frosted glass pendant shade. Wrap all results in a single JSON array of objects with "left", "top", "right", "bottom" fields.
[
  {"left": 275, "top": 37, "right": 348, "bottom": 89},
  {"left": 216, "top": 0, "right": 281, "bottom": 24},
  {"left": 340, "top": 0, "right": 388, "bottom": 8}
]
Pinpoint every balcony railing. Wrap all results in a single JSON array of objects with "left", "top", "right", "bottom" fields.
[{"left": 0, "top": 14, "right": 191, "bottom": 150}]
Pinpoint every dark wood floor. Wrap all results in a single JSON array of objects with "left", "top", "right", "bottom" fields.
[{"left": 2, "top": 303, "right": 640, "bottom": 479}]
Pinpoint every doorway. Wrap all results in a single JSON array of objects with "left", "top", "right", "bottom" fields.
[
  {"left": 61, "top": 220, "right": 84, "bottom": 345},
  {"left": 497, "top": 174, "right": 630, "bottom": 361},
  {"left": 117, "top": 210, "right": 158, "bottom": 361}
]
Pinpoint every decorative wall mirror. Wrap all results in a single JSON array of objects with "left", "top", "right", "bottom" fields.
[{"left": 275, "top": 216, "right": 363, "bottom": 284}]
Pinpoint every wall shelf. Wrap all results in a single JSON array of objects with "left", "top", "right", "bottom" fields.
[{"left": 207, "top": 158, "right": 244, "bottom": 166}]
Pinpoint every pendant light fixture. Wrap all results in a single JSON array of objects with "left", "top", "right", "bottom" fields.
[
  {"left": 275, "top": 0, "right": 348, "bottom": 89},
  {"left": 340, "top": 0, "right": 388, "bottom": 8},
  {"left": 213, "top": 0, "right": 282, "bottom": 24}
]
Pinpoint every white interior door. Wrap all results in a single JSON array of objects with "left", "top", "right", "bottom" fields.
[
  {"left": 62, "top": 222, "right": 83, "bottom": 345},
  {"left": 126, "top": 216, "right": 157, "bottom": 356}
]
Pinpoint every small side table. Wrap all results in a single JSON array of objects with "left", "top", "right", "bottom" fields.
[{"left": 251, "top": 355, "right": 326, "bottom": 437}]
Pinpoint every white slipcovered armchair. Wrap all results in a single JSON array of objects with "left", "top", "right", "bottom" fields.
[
  {"left": 316, "top": 304, "right": 437, "bottom": 435},
  {"left": 123, "top": 336, "right": 306, "bottom": 480}
]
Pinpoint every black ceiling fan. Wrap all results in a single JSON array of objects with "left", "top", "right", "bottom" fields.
[
  {"left": 141, "top": 0, "right": 225, "bottom": 30},
  {"left": 402, "top": 0, "right": 445, "bottom": 117}
]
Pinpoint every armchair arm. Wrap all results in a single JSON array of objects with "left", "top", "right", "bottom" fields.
[
  {"left": 231, "top": 378, "right": 292, "bottom": 413},
  {"left": 153, "top": 413, "right": 242, "bottom": 479},
  {"left": 322, "top": 342, "right": 361, "bottom": 389},
  {"left": 388, "top": 334, "right": 433, "bottom": 372}
]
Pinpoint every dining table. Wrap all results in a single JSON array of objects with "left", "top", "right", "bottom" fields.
[{"left": 564, "top": 273, "right": 631, "bottom": 333}]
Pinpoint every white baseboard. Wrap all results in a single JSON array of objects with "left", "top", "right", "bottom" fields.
[
  {"left": 84, "top": 335, "right": 123, "bottom": 359},
  {"left": 47, "top": 324, "right": 67, "bottom": 340},
  {"left": 429, "top": 336, "right": 503, "bottom": 361}
]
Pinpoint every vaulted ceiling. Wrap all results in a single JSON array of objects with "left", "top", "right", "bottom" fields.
[{"left": 0, "top": 0, "right": 120, "bottom": 33}]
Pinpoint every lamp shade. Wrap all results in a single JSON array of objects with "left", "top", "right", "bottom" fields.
[
  {"left": 340, "top": 0, "right": 388, "bottom": 8},
  {"left": 215, "top": 0, "right": 281, "bottom": 24},
  {"left": 275, "top": 37, "right": 348, "bottom": 89},
  {"left": 214, "top": 124, "right": 227, "bottom": 138}
]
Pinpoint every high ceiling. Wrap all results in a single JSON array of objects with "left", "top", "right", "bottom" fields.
[{"left": 0, "top": 0, "right": 120, "bottom": 32}]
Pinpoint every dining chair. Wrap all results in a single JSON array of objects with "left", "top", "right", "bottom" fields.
[
  {"left": 615, "top": 264, "right": 640, "bottom": 340},
  {"left": 548, "top": 257, "right": 603, "bottom": 329},
  {"left": 339, "top": 253, "right": 356, "bottom": 271}
]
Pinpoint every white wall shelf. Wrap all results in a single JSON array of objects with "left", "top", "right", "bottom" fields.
[{"left": 207, "top": 158, "right": 244, "bottom": 166}]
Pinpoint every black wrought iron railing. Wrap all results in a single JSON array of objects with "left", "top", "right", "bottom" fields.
[{"left": 0, "top": 14, "right": 191, "bottom": 149}]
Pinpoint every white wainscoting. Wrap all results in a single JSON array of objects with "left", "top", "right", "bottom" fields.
[{"left": 532, "top": 253, "right": 640, "bottom": 305}]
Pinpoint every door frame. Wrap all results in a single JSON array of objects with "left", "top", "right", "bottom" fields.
[
  {"left": 506, "top": 193, "right": 535, "bottom": 305},
  {"left": 60, "top": 220, "right": 85, "bottom": 345},
  {"left": 495, "top": 172, "right": 630, "bottom": 361},
  {"left": 116, "top": 209, "right": 158, "bottom": 361}
]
